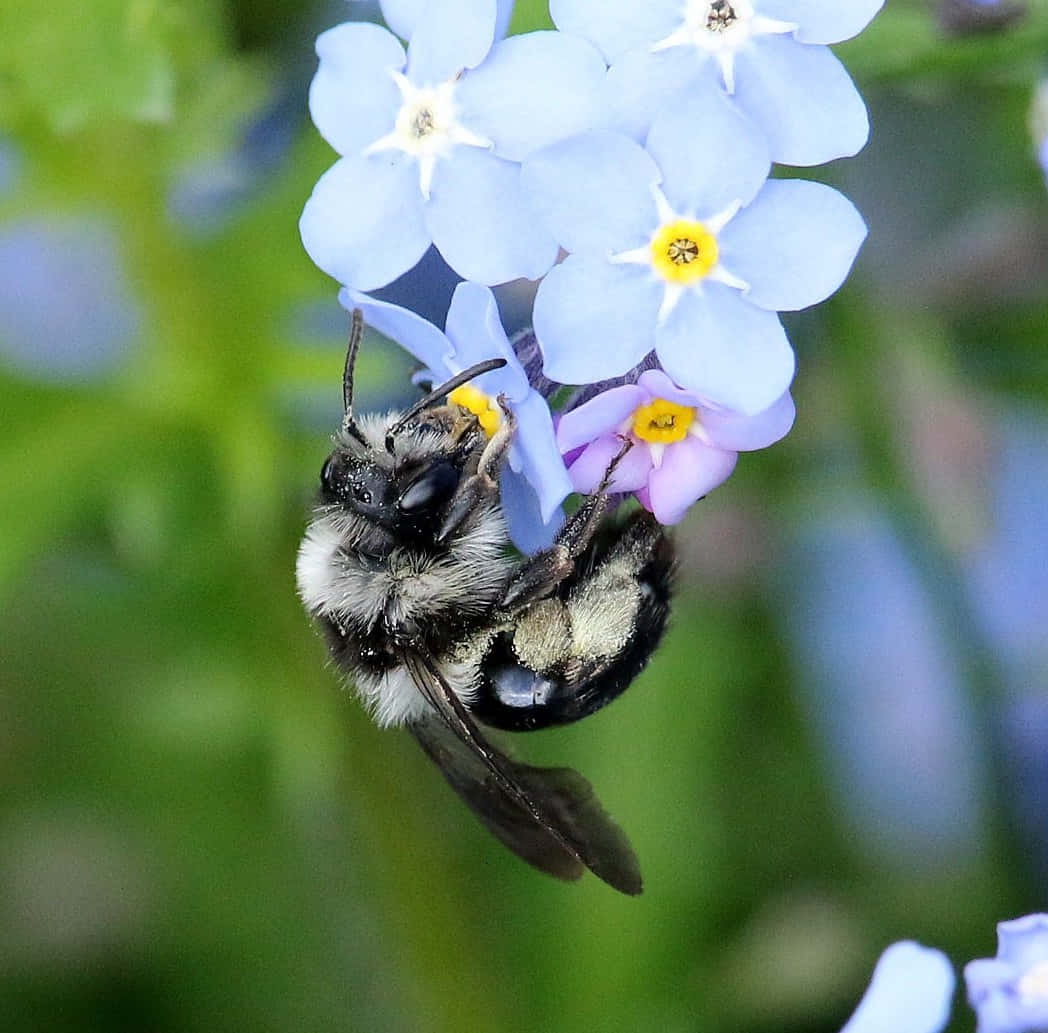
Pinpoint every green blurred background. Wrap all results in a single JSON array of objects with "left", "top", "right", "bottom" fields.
[{"left": 2, "top": 2, "right": 1048, "bottom": 1030}]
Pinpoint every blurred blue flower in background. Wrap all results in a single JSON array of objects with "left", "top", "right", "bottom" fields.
[
  {"left": 964, "top": 411, "right": 1048, "bottom": 876},
  {"left": 0, "top": 218, "right": 140, "bottom": 382},
  {"left": 1031, "top": 78, "right": 1048, "bottom": 187},
  {"left": 551, "top": 0, "right": 881, "bottom": 165},
  {"left": 966, "top": 914, "right": 1048, "bottom": 1033},
  {"left": 341, "top": 281, "right": 571, "bottom": 547},
  {"left": 841, "top": 941, "right": 955, "bottom": 1033},
  {"left": 300, "top": 0, "right": 606, "bottom": 289},
  {"left": 523, "top": 93, "right": 865, "bottom": 412},
  {"left": 779, "top": 504, "right": 987, "bottom": 866}
]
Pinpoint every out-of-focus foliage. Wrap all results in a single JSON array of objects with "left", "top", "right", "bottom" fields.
[{"left": 2, "top": 2, "right": 1047, "bottom": 1032}]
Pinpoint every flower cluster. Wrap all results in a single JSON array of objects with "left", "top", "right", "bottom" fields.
[
  {"left": 300, "top": 0, "right": 881, "bottom": 548},
  {"left": 836, "top": 913, "right": 1048, "bottom": 1033}
]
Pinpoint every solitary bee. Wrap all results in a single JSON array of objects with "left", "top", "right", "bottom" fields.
[{"left": 296, "top": 311, "right": 673, "bottom": 894}]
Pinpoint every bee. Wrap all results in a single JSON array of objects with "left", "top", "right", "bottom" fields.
[{"left": 296, "top": 311, "right": 673, "bottom": 894}]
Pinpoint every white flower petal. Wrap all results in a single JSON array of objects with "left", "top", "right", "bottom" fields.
[
  {"left": 655, "top": 284, "right": 795, "bottom": 414},
  {"left": 534, "top": 257, "right": 661, "bottom": 384},
  {"left": 426, "top": 148, "right": 558, "bottom": 285},
  {"left": 310, "top": 22, "right": 406, "bottom": 158},
  {"left": 842, "top": 942, "right": 954, "bottom": 1033},
  {"left": 719, "top": 179, "right": 866, "bottom": 312},
  {"left": 300, "top": 154, "right": 429, "bottom": 291},
  {"left": 733, "top": 35, "right": 870, "bottom": 165}
]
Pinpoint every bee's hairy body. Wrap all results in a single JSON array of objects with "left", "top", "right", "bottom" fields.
[
  {"left": 295, "top": 314, "right": 673, "bottom": 894},
  {"left": 297, "top": 408, "right": 672, "bottom": 731}
]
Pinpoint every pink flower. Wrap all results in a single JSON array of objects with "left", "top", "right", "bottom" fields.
[{"left": 556, "top": 368, "right": 794, "bottom": 524}]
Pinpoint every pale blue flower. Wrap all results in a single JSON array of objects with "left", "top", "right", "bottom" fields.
[
  {"left": 841, "top": 941, "right": 955, "bottom": 1033},
  {"left": 966, "top": 914, "right": 1048, "bottom": 1033},
  {"left": 557, "top": 369, "right": 794, "bottom": 523},
  {"left": 551, "top": 0, "right": 882, "bottom": 165},
  {"left": 341, "top": 281, "right": 572, "bottom": 548},
  {"left": 301, "top": 0, "right": 606, "bottom": 290},
  {"left": 522, "top": 92, "right": 866, "bottom": 414},
  {"left": 0, "top": 217, "right": 140, "bottom": 382},
  {"left": 380, "top": 0, "right": 515, "bottom": 43}
]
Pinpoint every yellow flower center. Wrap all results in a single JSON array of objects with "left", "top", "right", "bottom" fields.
[
  {"left": 448, "top": 384, "right": 500, "bottom": 438},
  {"left": 631, "top": 398, "right": 696, "bottom": 444},
  {"left": 650, "top": 218, "right": 720, "bottom": 283}
]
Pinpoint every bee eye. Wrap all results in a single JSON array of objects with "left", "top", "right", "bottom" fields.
[
  {"left": 398, "top": 462, "right": 460, "bottom": 514},
  {"left": 353, "top": 484, "right": 372, "bottom": 505}
]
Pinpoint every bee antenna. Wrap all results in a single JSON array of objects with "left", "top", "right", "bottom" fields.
[
  {"left": 384, "top": 358, "right": 507, "bottom": 452},
  {"left": 341, "top": 309, "right": 369, "bottom": 447}
]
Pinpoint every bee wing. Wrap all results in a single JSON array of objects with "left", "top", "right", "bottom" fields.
[{"left": 401, "top": 650, "right": 642, "bottom": 895}]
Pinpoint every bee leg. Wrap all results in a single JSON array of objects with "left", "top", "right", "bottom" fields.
[
  {"left": 501, "top": 439, "right": 632, "bottom": 610},
  {"left": 436, "top": 396, "right": 517, "bottom": 544}
]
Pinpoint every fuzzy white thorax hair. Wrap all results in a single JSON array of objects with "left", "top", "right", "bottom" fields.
[{"left": 296, "top": 408, "right": 515, "bottom": 726}]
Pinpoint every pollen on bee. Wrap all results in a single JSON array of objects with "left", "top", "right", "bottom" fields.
[
  {"left": 631, "top": 398, "right": 697, "bottom": 444},
  {"left": 650, "top": 218, "right": 719, "bottom": 284},
  {"left": 448, "top": 384, "right": 501, "bottom": 438}
]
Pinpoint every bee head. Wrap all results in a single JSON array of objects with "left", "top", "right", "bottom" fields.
[{"left": 320, "top": 311, "right": 509, "bottom": 541}]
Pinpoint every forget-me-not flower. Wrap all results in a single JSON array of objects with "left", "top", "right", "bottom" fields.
[
  {"left": 965, "top": 914, "right": 1048, "bottom": 1033},
  {"left": 300, "top": 0, "right": 606, "bottom": 290},
  {"left": 523, "top": 92, "right": 866, "bottom": 414},
  {"left": 380, "top": 0, "right": 515, "bottom": 43},
  {"left": 557, "top": 369, "right": 794, "bottom": 524},
  {"left": 551, "top": 0, "right": 883, "bottom": 166},
  {"left": 341, "top": 281, "right": 572, "bottom": 549},
  {"left": 840, "top": 941, "right": 955, "bottom": 1033}
]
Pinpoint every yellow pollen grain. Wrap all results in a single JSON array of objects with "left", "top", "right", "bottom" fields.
[
  {"left": 650, "top": 218, "right": 719, "bottom": 284},
  {"left": 448, "top": 384, "right": 500, "bottom": 438},
  {"left": 631, "top": 398, "right": 696, "bottom": 444}
]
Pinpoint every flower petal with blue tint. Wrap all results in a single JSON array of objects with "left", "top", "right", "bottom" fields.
[
  {"left": 966, "top": 917, "right": 1048, "bottom": 1033},
  {"left": 340, "top": 287, "right": 452, "bottom": 373},
  {"left": 646, "top": 87, "right": 771, "bottom": 216},
  {"left": 426, "top": 148, "right": 558, "bottom": 285},
  {"left": 499, "top": 466, "right": 564, "bottom": 555},
  {"left": 648, "top": 437, "right": 737, "bottom": 524},
  {"left": 309, "top": 22, "right": 405, "bottom": 158},
  {"left": 758, "top": 0, "right": 885, "bottom": 44},
  {"left": 996, "top": 914, "right": 1048, "bottom": 968},
  {"left": 457, "top": 31, "right": 608, "bottom": 163},
  {"left": 533, "top": 257, "right": 661, "bottom": 384},
  {"left": 0, "top": 217, "right": 141, "bottom": 383},
  {"left": 567, "top": 436, "right": 652, "bottom": 495},
  {"left": 509, "top": 390, "right": 574, "bottom": 522},
  {"left": 700, "top": 390, "right": 796, "bottom": 452},
  {"left": 841, "top": 942, "right": 954, "bottom": 1033},
  {"left": 521, "top": 132, "right": 660, "bottom": 256},
  {"left": 605, "top": 46, "right": 720, "bottom": 144},
  {"left": 549, "top": 0, "right": 678, "bottom": 63},
  {"left": 382, "top": 0, "right": 514, "bottom": 42},
  {"left": 635, "top": 368, "right": 705, "bottom": 409},
  {"left": 443, "top": 280, "right": 530, "bottom": 401},
  {"left": 557, "top": 384, "right": 646, "bottom": 452},
  {"left": 656, "top": 284, "right": 795, "bottom": 414},
  {"left": 300, "top": 154, "right": 429, "bottom": 291},
  {"left": 719, "top": 179, "right": 867, "bottom": 312},
  {"left": 733, "top": 35, "right": 869, "bottom": 166},
  {"left": 406, "top": 0, "right": 496, "bottom": 85}
]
